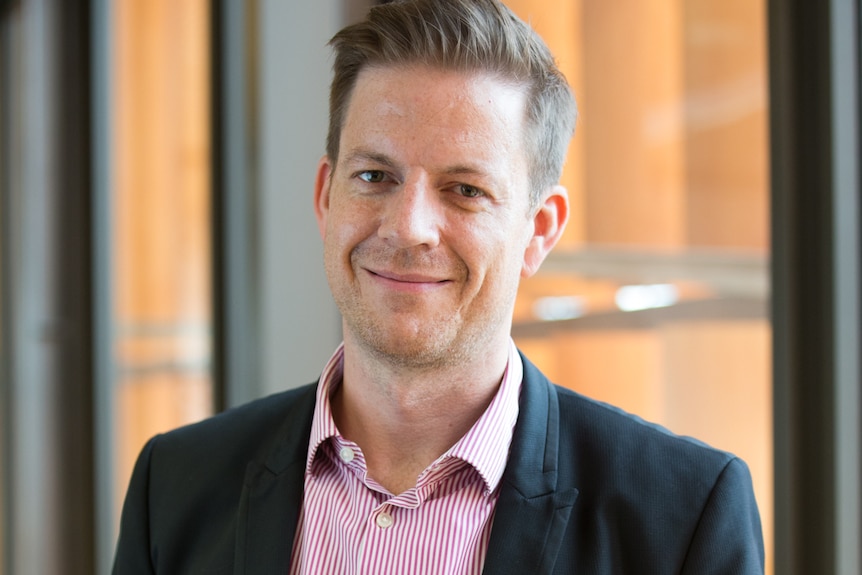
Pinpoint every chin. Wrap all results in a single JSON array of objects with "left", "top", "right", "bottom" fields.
[
  {"left": 354, "top": 324, "right": 469, "bottom": 369},
  {"left": 374, "top": 349, "right": 453, "bottom": 370}
]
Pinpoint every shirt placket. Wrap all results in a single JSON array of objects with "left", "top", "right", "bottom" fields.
[{"left": 357, "top": 501, "right": 399, "bottom": 574}]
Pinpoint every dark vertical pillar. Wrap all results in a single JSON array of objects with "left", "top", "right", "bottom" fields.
[
  {"left": 54, "top": 0, "right": 96, "bottom": 572},
  {"left": 770, "top": 0, "right": 862, "bottom": 573}
]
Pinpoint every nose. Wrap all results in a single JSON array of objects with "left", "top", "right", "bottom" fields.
[{"left": 377, "top": 176, "right": 441, "bottom": 248}]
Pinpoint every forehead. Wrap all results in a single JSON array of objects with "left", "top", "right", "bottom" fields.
[{"left": 339, "top": 65, "right": 530, "bottom": 165}]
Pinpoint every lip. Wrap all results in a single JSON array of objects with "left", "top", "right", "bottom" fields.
[{"left": 364, "top": 268, "right": 451, "bottom": 291}]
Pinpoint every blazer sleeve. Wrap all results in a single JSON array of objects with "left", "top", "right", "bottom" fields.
[
  {"left": 112, "top": 436, "right": 158, "bottom": 575},
  {"left": 681, "top": 456, "right": 765, "bottom": 574}
]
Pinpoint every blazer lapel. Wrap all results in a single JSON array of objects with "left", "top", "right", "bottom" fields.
[
  {"left": 233, "top": 385, "right": 317, "bottom": 575},
  {"left": 483, "top": 355, "right": 578, "bottom": 575}
]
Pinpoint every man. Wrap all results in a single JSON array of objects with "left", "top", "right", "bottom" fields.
[{"left": 113, "top": 0, "right": 764, "bottom": 573}]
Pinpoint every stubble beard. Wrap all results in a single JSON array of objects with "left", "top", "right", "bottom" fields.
[{"left": 327, "top": 244, "right": 514, "bottom": 371}]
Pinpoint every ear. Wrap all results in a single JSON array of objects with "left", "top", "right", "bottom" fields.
[
  {"left": 522, "top": 185, "right": 569, "bottom": 278},
  {"left": 314, "top": 155, "right": 334, "bottom": 240}
]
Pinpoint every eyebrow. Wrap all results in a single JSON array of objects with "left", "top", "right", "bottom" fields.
[
  {"left": 444, "top": 164, "right": 489, "bottom": 178},
  {"left": 344, "top": 149, "right": 492, "bottom": 179},
  {"left": 342, "top": 149, "right": 398, "bottom": 169}
]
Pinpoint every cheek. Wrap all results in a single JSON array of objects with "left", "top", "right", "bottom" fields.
[
  {"left": 462, "top": 229, "right": 525, "bottom": 287},
  {"left": 327, "top": 202, "right": 370, "bottom": 249},
  {"left": 322, "top": 216, "right": 354, "bottom": 276},
  {"left": 326, "top": 211, "right": 385, "bottom": 281},
  {"left": 492, "top": 226, "right": 534, "bottom": 287}
]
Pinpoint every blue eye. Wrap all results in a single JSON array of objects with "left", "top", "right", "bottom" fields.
[{"left": 358, "top": 170, "right": 386, "bottom": 183}]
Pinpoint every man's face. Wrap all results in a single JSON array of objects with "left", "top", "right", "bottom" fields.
[{"left": 315, "top": 65, "right": 564, "bottom": 368}]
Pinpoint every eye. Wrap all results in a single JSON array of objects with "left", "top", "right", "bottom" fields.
[
  {"left": 457, "top": 184, "right": 484, "bottom": 198},
  {"left": 358, "top": 170, "right": 387, "bottom": 183}
]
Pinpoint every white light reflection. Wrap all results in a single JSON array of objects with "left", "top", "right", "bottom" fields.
[
  {"left": 533, "top": 296, "right": 587, "bottom": 321},
  {"left": 615, "top": 284, "right": 679, "bottom": 312}
]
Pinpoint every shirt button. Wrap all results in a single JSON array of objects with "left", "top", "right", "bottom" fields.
[
  {"left": 376, "top": 511, "right": 394, "bottom": 529},
  {"left": 339, "top": 446, "right": 355, "bottom": 463}
]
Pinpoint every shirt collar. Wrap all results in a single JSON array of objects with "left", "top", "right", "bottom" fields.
[
  {"left": 445, "top": 338, "right": 522, "bottom": 494},
  {"left": 305, "top": 343, "right": 345, "bottom": 473},
  {"left": 305, "top": 340, "right": 523, "bottom": 495}
]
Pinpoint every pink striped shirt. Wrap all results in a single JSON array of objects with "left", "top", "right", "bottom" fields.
[{"left": 288, "top": 340, "right": 523, "bottom": 575}]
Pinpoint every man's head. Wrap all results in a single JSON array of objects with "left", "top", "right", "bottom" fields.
[
  {"left": 326, "top": 0, "right": 577, "bottom": 209},
  {"left": 315, "top": 1, "right": 573, "bottom": 369}
]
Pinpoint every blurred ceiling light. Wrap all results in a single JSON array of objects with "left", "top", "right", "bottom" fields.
[
  {"left": 533, "top": 295, "right": 586, "bottom": 321},
  {"left": 615, "top": 284, "right": 679, "bottom": 312}
]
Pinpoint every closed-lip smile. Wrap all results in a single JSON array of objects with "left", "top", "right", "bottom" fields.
[{"left": 366, "top": 268, "right": 450, "bottom": 285}]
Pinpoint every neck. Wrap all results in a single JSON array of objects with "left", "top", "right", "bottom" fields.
[{"left": 331, "top": 335, "right": 510, "bottom": 494}]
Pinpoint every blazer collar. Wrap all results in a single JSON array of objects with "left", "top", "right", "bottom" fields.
[{"left": 482, "top": 352, "right": 579, "bottom": 575}]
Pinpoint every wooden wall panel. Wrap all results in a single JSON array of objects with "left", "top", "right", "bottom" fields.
[
  {"left": 683, "top": 0, "right": 769, "bottom": 249},
  {"left": 112, "top": 0, "right": 213, "bottom": 516},
  {"left": 582, "top": 0, "right": 687, "bottom": 247}
]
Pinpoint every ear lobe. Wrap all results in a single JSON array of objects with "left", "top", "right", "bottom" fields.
[
  {"left": 314, "top": 156, "right": 333, "bottom": 239},
  {"left": 522, "top": 185, "right": 569, "bottom": 278}
]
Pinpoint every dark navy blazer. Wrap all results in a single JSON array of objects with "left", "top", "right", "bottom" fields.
[{"left": 113, "top": 353, "right": 764, "bottom": 574}]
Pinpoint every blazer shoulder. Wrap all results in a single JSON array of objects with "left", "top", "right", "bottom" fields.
[
  {"left": 554, "top": 383, "right": 736, "bottom": 474},
  {"left": 551, "top": 384, "right": 763, "bottom": 572},
  {"left": 141, "top": 382, "right": 318, "bottom": 494},
  {"left": 504, "top": 352, "right": 764, "bottom": 573},
  {"left": 114, "top": 383, "right": 319, "bottom": 573},
  {"left": 517, "top": 350, "right": 738, "bottom": 479}
]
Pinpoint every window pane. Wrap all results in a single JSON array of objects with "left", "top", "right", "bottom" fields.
[
  {"left": 505, "top": 0, "right": 772, "bottom": 572},
  {"left": 110, "top": 0, "right": 214, "bottom": 529}
]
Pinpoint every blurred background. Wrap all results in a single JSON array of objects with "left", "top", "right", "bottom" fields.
[{"left": 0, "top": 0, "right": 859, "bottom": 574}]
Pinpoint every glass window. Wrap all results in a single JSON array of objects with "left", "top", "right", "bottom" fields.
[
  {"left": 505, "top": 0, "right": 772, "bottom": 572},
  {"left": 110, "top": 0, "right": 214, "bottom": 530}
]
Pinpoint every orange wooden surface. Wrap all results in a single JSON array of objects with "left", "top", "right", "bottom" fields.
[{"left": 112, "top": 0, "right": 213, "bottom": 522}]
